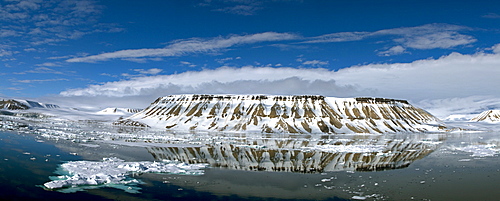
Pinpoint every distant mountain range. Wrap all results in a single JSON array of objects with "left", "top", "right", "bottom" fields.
[
  {"left": 96, "top": 107, "right": 142, "bottom": 115},
  {"left": 115, "top": 94, "right": 445, "bottom": 134},
  {"left": 0, "top": 99, "right": 59, "bottom": 110}
]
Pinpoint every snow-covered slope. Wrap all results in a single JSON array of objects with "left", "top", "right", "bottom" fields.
[
  {"left": 0, "top": 99, "right": 59, "bottom": 110},
  {"left": 116, "top": 94, "right": 443, "bottom": 134},
  {"left": 96, "top": 107, "right": 142, "bottom": 115},
  {"left": 471, "top": 110, "right": 500, "bottom": 122}
]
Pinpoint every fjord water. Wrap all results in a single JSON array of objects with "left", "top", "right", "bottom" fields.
[
  {"left": 0, "top": 131, "right": 105, "bottom": 200},
  {"left": 1, "top": 130, "right": 500, "bottom": 201}
]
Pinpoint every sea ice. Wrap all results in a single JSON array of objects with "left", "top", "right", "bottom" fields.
[
  {"left": 452, "top": 144, "right": 498, "bottom": 157},
  {"left": 43, "top": 157, "right": 207, "bottom": 193}
]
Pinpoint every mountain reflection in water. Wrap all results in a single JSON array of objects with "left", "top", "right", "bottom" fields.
[{"left": 147, "top": 134, "right": 444, "bottom": 173}]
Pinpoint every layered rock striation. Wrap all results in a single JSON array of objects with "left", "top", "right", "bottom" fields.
[
  {"left": 471, "top": 110, "right": 500, "bottom": 122},
  {"left": 115, "top": 94, "right": 443, "bottom": 134}
]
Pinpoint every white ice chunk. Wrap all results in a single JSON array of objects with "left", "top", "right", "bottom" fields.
[
  {"left": 352, "top": 195, "right": 366, "bottom": 200},
  {"left": 452, "top": 144, "right": 498, "bottom": 157},
  {"left": 43, "top": 157, "right": 207, "bottom": 192}
]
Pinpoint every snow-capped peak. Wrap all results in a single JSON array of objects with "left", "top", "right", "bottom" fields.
[{"left": 471, "top": 110, "right": 500, "bottom": 122}]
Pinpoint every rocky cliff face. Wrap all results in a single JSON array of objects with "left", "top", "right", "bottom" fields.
[
  {"left": 471, "top": 110, "right": 500, "bottom": 122},
  {"left": 116, "top": 94, "right": 443, "bottom": 134}
]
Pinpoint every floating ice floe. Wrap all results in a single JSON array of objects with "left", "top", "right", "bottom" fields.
[
  {"left": 43, "top": 157, "right": 207, "bottom": 193},
  {"left": 452, "top": 144, "right": 498, "bottom": 157}
]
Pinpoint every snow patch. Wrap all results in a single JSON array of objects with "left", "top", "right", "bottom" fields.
[{"left": 96, "top": 107, "right": 141, "bottom": 115}]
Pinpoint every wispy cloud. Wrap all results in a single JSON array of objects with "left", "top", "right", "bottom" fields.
[
  {"left": 489, "top": 43, "right": 500, "bottom": 54},
  {"left": 301, "top": 60, "right": 329, "bottom": 67},
  {"left": 0, "top": 0, "right": 122, "bottom": 57},
  {"left": 303, "top": 23, "right": 476, "bottom": 53},
  {"left": 66, "top": 32, "right": 300, "bottom": 63},
  {"left": 12, "top": 78, "right": 69, "bottom": 83},
  {"left": 121, "top": 68, "right": 164, "bottom": 78},
  {"left": 199, "top": 0, "right": 303, "bottom": 16},
  {"left": 482, "top": 13, "right": 500, "bottom": 19},
  {"left": 215, "top": 57, "right": 241, "bottom": 64},
  {"left": 213, "top": 4, "right": 262, "bottom": 15},
  {"left": 304, "top": 31, "right": 370, "bottom": 43},
  {"left": 133, "top": 68, "right": 163, "bottom": 75},
  {"left": 14, "top": 67, "right": 65, "bottom": 75},
  {"left": 377, "top": 45, "right": 407, "bottom": 56},
  {"left": 35, "top": 62, "right": 63, "bottom": 67},
  {"left": 63, "top": 23, "right": 477, "bottom": 64},
  {"left": 180, "top": 61, "right": 197, "bottom": 67},
  {"left": 199, "top": 0, "right": 263, "bottom": 15},
  {"left": 0, "top": 49, "right": 17, "bottom": 57}
]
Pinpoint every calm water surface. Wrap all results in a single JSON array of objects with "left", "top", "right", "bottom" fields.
[{"left": 1, "top": 130, "right": 499, "bottom": 201}]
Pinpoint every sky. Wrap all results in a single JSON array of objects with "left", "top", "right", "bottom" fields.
[{"left": 1, "top": 0, "right": 500, "bottom": 118}]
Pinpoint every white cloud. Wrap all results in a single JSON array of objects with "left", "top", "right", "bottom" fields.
[
  {"left": 213, "top": 5, "right": 261, "bottom": 15},
  {"left": 121, "top": 68, "right": 163, "bottom": 78},
  {"left": 59, "top": 66, "right": 340, "bottom": 97},
  {"left": 377, "top": 45, "right": 407, "bottom": 56},
  {"left": 0, "top": 0, "right": 121, "bottom": 55},
  {"left": 0, "top": 49, "right": 16, "bottom": 57},
  {"left": 215, "top": 57, "right": 235, "bottom": 64},
  {"left": 491, "top": 43, "right": 500, "bottom": 54},
  {"left": 12, "top": 78, "right": 69, "bottom": 83},
  {"left": 303, "top": 23, "right": 476, "bottom": 52},
  {"left": 200, "top": 0, "right": 263, "bottom": 16},
  {"left": 304, "top": 31, "right": 370, "bottom": 43},
  {"left": 14, "top": 67, "right": 64, "bottom": 75},
  {"left": 66, "top": 32, "right": 299, "bottom": 63},
  {"left": 58, "top": 46, "right": 500, "bottom": 118},
  {"left": 133, "top": 68, "right": 163, "bottom": 75},
  {"left": 482, "top": 13, "right": 500, "bottom": 19},
  {"left": 302, "top": 60, "right": 329, "bottom": 67},
  {"left": 180, "top": 61, "right": 197, "bottom": 67},
  {"left": 416, "top": 96, "right": 500, "bottom": 119},
  {"left": 35, "top": 62, "right": 62, "bottom": 67},
  {"left": 396, "top": 32, "right": 476, "bottom": 49}
]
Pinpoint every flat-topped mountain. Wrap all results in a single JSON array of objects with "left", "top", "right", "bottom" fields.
[{"left": 115, "top": 94, "right": 443, "bottom": 134}]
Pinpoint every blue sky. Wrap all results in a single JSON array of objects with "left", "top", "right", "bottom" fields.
[{"left": 1, "top": 0, "right": 500, "bottom": 116}]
